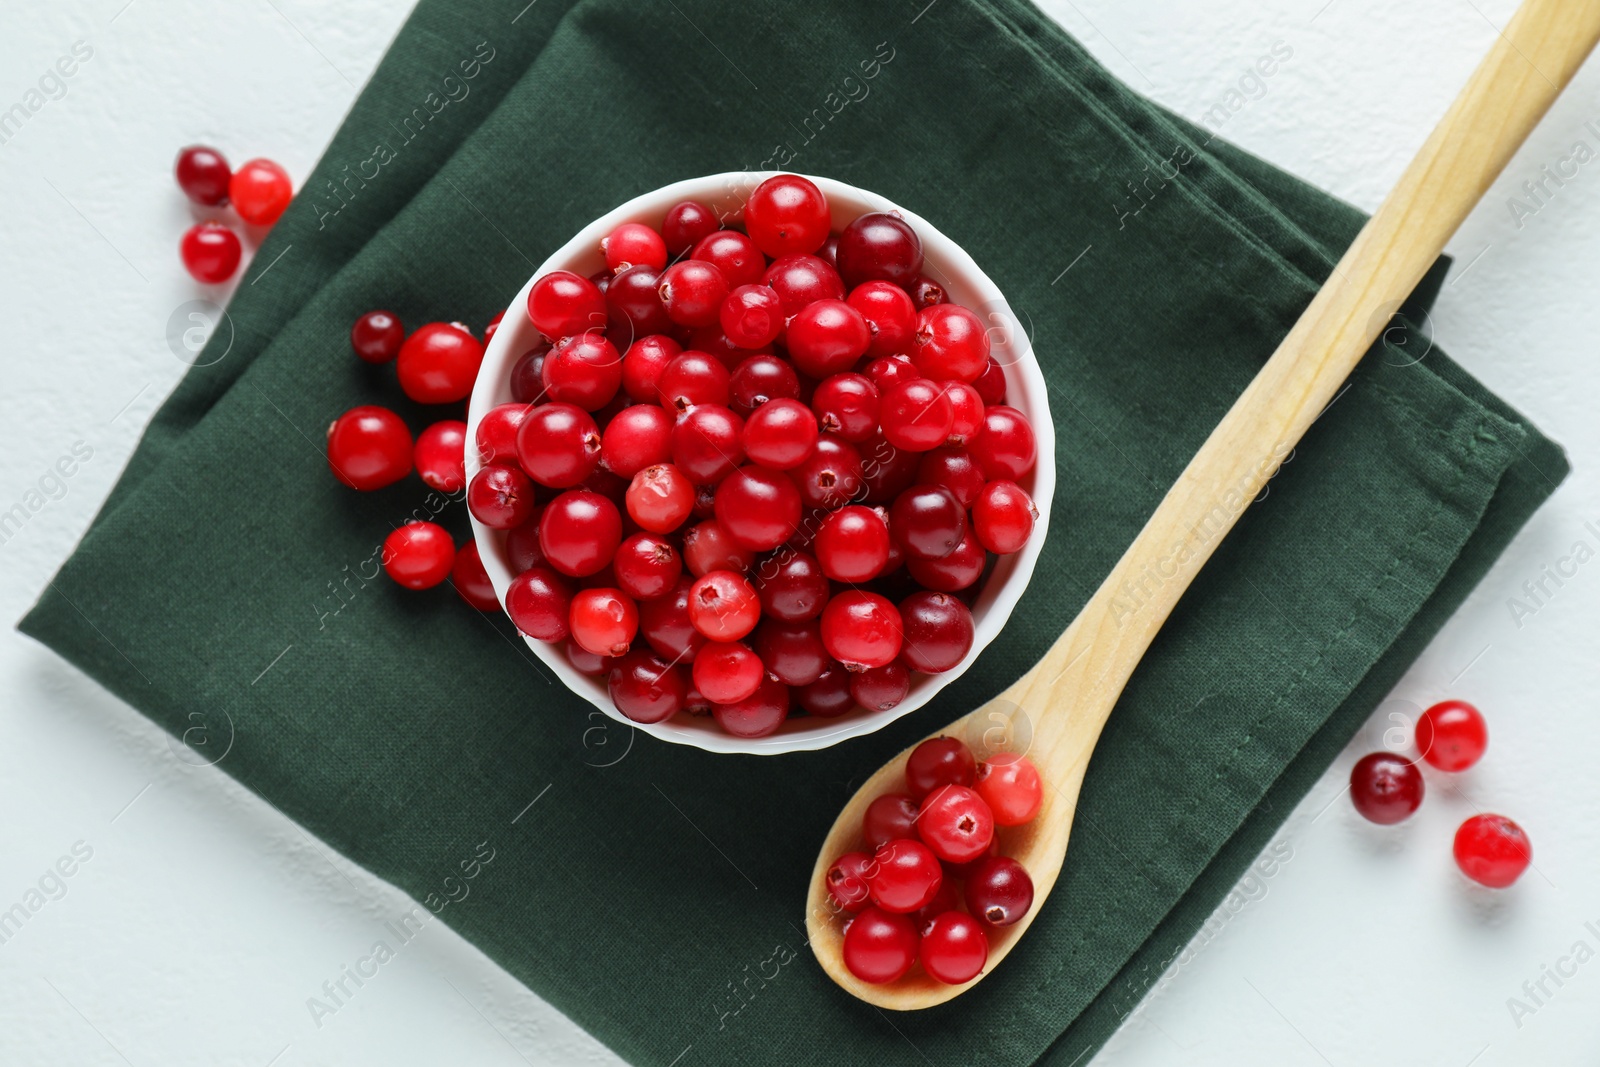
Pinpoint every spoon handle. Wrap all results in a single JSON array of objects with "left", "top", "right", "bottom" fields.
[{"left": 1006, "top": 0, "right": 1600, "bottom": 765}]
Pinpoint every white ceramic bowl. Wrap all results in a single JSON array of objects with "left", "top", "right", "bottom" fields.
[{"left": 466, "top": 172, "right": 1054, "bottom": 755}]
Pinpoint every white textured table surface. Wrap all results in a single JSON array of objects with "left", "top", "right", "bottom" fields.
[{"left": 2, "top": 1, "right": 1597, "bottom": 1064}]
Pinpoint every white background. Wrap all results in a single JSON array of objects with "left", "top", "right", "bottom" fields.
[{"left": 1, "top": 0, "right": 1597, "bottom": 1064}]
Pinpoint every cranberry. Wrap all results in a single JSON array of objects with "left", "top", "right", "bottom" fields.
[
  {"left": 848, "top": 281, "right": 917, "bottom": 358},
  {"left": 510, "top": 346, "right": 549, "bottom": 403},
  {"left": 797, "top": 668, "right": 855, "bottom": 717},
  {"left": 863, "top": 793, "right": 919, "bottom": 849},
  {"left": 602, "top": 221, "right": 668, "bottom": 272},
  {"left": 621, "top": 335, "right": 682, "bottom": 402},
  {"left": 728, "top": 355, "right": 801, "bottom": 415},
  {"left": 744, "top": 174, "right": 830, "bottom": 257},
  {"left": 682, "top": 520, "right": 754, "bottom": 575},
  {"left": 795, "top": 434, "right": 863, "bottom": 510},
  {"left": 604, "top": 265, "right": 673, "bottom": 342},
  {"left": 965, "top": 855, "right": 1034, "bottom": 927},
  {"left": 762, "top": 254, "right": 845, "bottom": 318},
  {"left": 589, "top": 269, "right": 613, "bottom": 296},
  {"left": 327, "top": 405, "right": 412, "bottom": 491},
  {"left": 349, "top": 310, "right": 404, "bottom": 364},
  {"left": 973, "top": 357, "right": 1008, "bottom": 405},
  {"left": 859, "top": 434, "right": 921, "bottom": 503},
  {"left": 841, "top": 906, "right": 918, "bottom": 984},
  {"left": 626, "top": 463, "right": 695, "bottom": 533},
  {"left": 910, "top": 304, "right": 990, "bottom": 383},
  {"left": 970, "top": 405, "right": 1037, "bottom": 480},
  {"left": 569, "top": 588, "right": 638, "bottom": 657},
  {"left": 505, "top": 566, "right": 572, "bottom": 641},
  {"left": 917, "top": 784, "right": 994, "bottom": 863},
  {"left": 906, "top": 737, "right": 977, "bottom": 800},
  {"left": 916, "top": 446, "right": 986, "bottom": 507},
  {"left": 880, "top": 379, "right": 954, "bottom": 452},
  {"left": 851, "top": 662, "right": 910, "bottom": 712},
  {"left": 692, "top": 230, "right": 767, "bottom": 287},
  {"left": 720, "top": 284, "right": 785, "bottom": 349},
  {"left": 1349, "top": 753, "right": 1424, "bottom": 825},
  {"left": 942, "top": 382, "right": 984, "bottom": 444},
  {"left": 920, "top": 912, "right": 987, "bottom": 985},
  {"left": 1454, "top": 813, "right": 1532, "bottom": 888},
  {"left": 608, "top": 647, "right": 688, "bottom": 724},
  {"left": 816, "top": 234, "right": 840, "bottom": 268},
  {"left": 657, "top": 351, "right": 731, "bottom": 413},
  {"left": 601, "top": 405, "right": 673, "bottom": 477},
  {"left": 741, "top": 398, "right": 819, "bottom": 470},
  {"left": 688, "top": 569, "right": 760, "bottom": 641},
  {"left": 467, "top": 464, "right": 535, "bottom": 529},
  {"left": 539, "top": 489, "right": 622, "bottom": 577},
  {"left": 754, "top": 550, "right": 829, "bottom": 621},
  {"left": 517, "top": 402, "right": 602, "bottom": 488},
  {"left": 396, "top": 322, "right": 484, "bottom": 404},
  {"left": 528, "top": 270, "right": 607, "bottom": 340},
  {"left": 752, "top": 618, "right": 828, "bottom": 686},
  {"left": 542, "top": 333, "right": 621, "bottom": 410},
  {"left": 889, "top": 485, "right": 966, "bottom": 560},
  {"left": 663, "top": 200, "right": 719, "bottom": 256},
  {"left": 821, "top": 591, "right": 902, "bottom": 669},
  {"left": 687, "top": 325, "right": 755, "bottom": 370},
  {"left": 836, "top": 212, "right": 923, "bottom": 288},
  {"left": 975, "top": 753, "right": 1043, "bottom": 826},
  {"left": 671, "top": 404, "right": 744, "bottom": 484},
  {"left": 174, "top": 145, "right": 231, "bottom": 205},
  {"left": 867, "top": 838, "right": 943, "bottom": 913},
  {"left": 613, "top": 533, "right": 682, "bottom": 600},
  {"left": 865, "top": 354, "right": 920, "bottom": 392},
  {"left": 565, "top": 639, "right": 609, "bottom": 675},
  {"left": 505, "top": 515, "right": 546, "bottom": 573},
  {"left": 815, "top": 505, "right": 891, "bottom": 582},
  {"left": 658, "top": 260, "right": 729, "bottom": 328},
  {"left": 826, "top": 851, "right": 874, "bottom": 912},
  {"left": 414, "top": 420, "right": 468, "bottom": 493},
  {"left": 1416, "top": 699, "right": 1489, "bottom": 772},
  {"left": 812, "top": 373, "right": 880, "bottom": 443},
  {"left": 451, "top": 542, "right": 500, "bottom": 611},
  {"left": 474, "top": 402, "right": 532, "bottom": 466},
  {"left": 692, "top": 640, "right": 763, "bottom": 704},
  {"left": 909, "top": 275, "right": 947, "bottom": 309},
  {"left": 907, "top": 527, "right": 986, "bottom": 592},
  {"left": 714, "top": 466, "right": 801, "bottom": 551},
  {"left": 712, "top": 674, "right": 790, "bottom": 737},
  {"left": 638, "top": 577, "right": 707, "bottom": 662},
  {"left": 179, "top": 222, "right": 241, "bottom": 284},
  {"left": 382, "top": 522, "right": 454, "bottom": 590},
  {"left": 229, "top": 158, "right": 292, "bottom": 225},
  {"left": 973, "top": 480, "right": 1037, "bottom": 555},
  {"left": 786, "top": 299, "right": 872, "bottom": 379}
]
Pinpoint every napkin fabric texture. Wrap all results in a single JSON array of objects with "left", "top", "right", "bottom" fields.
[{"left": 22, "top": 1, "right": 1566, "bottom": 1064}]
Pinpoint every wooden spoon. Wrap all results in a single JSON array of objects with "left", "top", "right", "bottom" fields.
[{"left": 806, "top": 0, "right": 1600, "bottom": 1010}]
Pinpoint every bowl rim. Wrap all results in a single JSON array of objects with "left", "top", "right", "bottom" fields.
[{"left": 465, "top": 171, "right": 1054, "bottom": 755}]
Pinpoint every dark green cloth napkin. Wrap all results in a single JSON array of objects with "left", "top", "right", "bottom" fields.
[{"left": 23, "top": 1, "right": 1566, "bottom": 1064}]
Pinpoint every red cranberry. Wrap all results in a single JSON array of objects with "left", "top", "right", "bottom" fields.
[
  {"left": 174, "top": 145, "right": 231, "bottom": 206},
  {"left": 505, "top": 566, "right": 572, "bottom": 641},
  {"left": 942, "top": 382, "right": 984, "bottom": 444},
  {"left": 821, "top": 591, "right": 902, "bottom": 669},
  {"left": 795, "top": 434, "right": 863, "bottom": 509},
  {"left": 179, "top": 222, "right": 241, "bottom": 284},
  {"left": 970, "top": 406, "right": 1037, "bottom": 480},
  {"left": 638, "top": 577, "right": 707, "bottom": 662},
  {"left": 975, "top": 753, "right": 1043, "bottom": 826},
  {"left": 692, "top": 230, "right": 767, "bottom": 287},
  {"left": 565, "top": 639, "right": 609, "bottom": 675},
  {"left": 626, "top": 463, "right": 695, "bottom": 533},
  {"left": 848, "top": 281, "right": 917, "bottom": 358},
  {"left": 613, "top": 533, "right": 682, "bottom": 600},
  {"left": 602, "top": 221, "right": 667, "bottom": 272},
  {"left": 658, "top": 260, "right": 728, "bottom": 328},
  {"left": 671, "top": 404, "right": 745, "bottom": 484},
  {"left": 916, "top": 446, "right": 986, "bottom": 507},
  {"left": 889, "top": 485, "right": 966, "bottom": 560},
  {"left": 229, "top": 158, "right": 292, "bottom": 225},
  {"left": 604, "top": 265, "right": 673, "bottom": 342},
  {"left": 451, "top": 542, "right": 500, "bottom": 610},
  {"left": 714, "top": 466, "right": 801, "bottom": 551},
  {"left": 542, "top": 333, "right": 621, "bottom": 411},
  {"left": 720, "top": 284, "right": 785, "bottom": 349},
  {"left": 743, "top": 174, "right": 830, "bottom": 257},
  {"left": 880, "top": 379, "right": 954, "bottom": 452},
  {"left": 797, "top": 668, "right": 855, "bottom": 717},
  {"left": 692, "top": 640, "right": 763, "bottom": 704},
  {"left": 812, "top": 373, "right": 880, "bottom": 443},
  {"left": 786, "top": 299, "right": 871, "bottom": 379},
  {"left": 815, "top": 505, "right": 890, "bottom": 582},
  {"left": 920, "top": 912, "right": 987, "bottom": 985},
  {"left": 349, "top": 310, "right": 404, "bottom": 364},
  {"left": 539, "top": 490, "right": 622, "bottom": 577},
  {"left": 465, "top": 465, "right": 532, "bottom": 529},
  {"left": 762, "top": 254, "right": 845, "bottom": 318},
  {"left": 909, "top": 275, "right": 947, "bottom": 309},
  {"left": 741, "top": 399, "right": 818, "bottom": 470},
  {"left": 327, "top": 405, "right": 412, "bottom": 491},
  {"left": 621, "top": 335, "right": 681, "bottom": 402},
  {"left": 907, "top": 527, "right": 986, "bottom": 592},
  {"left": 397, "top": 322, "right": 484, "bottom": 404},
  {"left": 510, "top": 345, "right": 549, "bottom": 403},
  {"left": 816, "top": 234, "right": 839, "bottom": 268},
  {"left": 965, "top": 855, "right": 1033, "bottom": 926},
  {"left": 505, "top": 514, "right": 545, "bottom": 573},
  {"left": 657, "top": 351, "right": 731, "bottom": 413},
  {"left": 906, "top": 737, "right": 977, "bottom": 800},
  {"left": 528, "top": 270, "right": 606, "bottom": 340},
  {"left": 688, "top": 325, "right": 758, "bottom": 370},
  {"left": 973, "top": 357, "right": 1008, "bottom": 405},
  {"left": 863, "top": 793, "right": 918, "bottom": 849},
  {"left": 473, "top": 403, "right": 530, "bottom": 467},
  {"left": 973, "top": 480, "right": 1036, "bottom": 554},
  {"left": 917, "top": 784, "right": 994, "bottom": 863},
  {"left": 1416, "top": 700, "right": 1489, "bottom": 772},
  {"left": 728, "top": 355, "right": 801, "bottom": 416},
  {"left": 711, "top": 674, "right": 790, "bottom": 737},
  {"left": 569, "top": 588, "right": 638, "bottom": 657},
  {"left": 850, "top": 662, "right": 910, "bottom": 712},
  {"left": 865, "top": 354, "right": 920, "bottom": 392},
  {"left": 682, "top": 520, "right": 754, "bottom": 575},
  {"left": 867, "top": 838, "right": 943, "bottom": 913},
  {"left": 841, "top": 907, "right": 918, "bottom": 984},
  {"left": 899, "top": 592, "right": 974, "bottom": 673},
  {"left": 601, "top": 405, "right": 673, "bottom": 478},
  {"left": 911, "top": 304, "right": 990, "bottom": 383},
  {"left": 608, "top": 647, "right": 688, "bottom": 724},
  {"left": 1350, "top": 753, "right": 1424, "bottom": 825},
  {"left": 836, "top": 212, "right": 923, "bottom": 288},
  {"left": 1454, "top": 813, "right": 1532, "bottom": 888},
  {"left": 517, "top": 402, "right": 602, "bottom": 488},
  {"left": 413, "top": 420, "right": 467, "bottom": 493},
  {"left": 382, "top": 522, "right": 454, "bottom": 590},
  {"left": 753, "top": 550, "right": 828, "bottom": 621},
  {"left": 688, "top": 570, "right": 760, "bottom": 641},
  {"left": 662, "top": 200, "right": 719, "bottom": 256},
  {"left": 826, "top": 851, "right": 874, "bottom": 912},
  {"left": 752, "top": 617, "right": 828, "bottom": 686}
]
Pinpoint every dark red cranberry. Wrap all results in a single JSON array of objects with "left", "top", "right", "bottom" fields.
[
  {"left": 712, "top": 675, "right": 790, "bottom": 737},
  {"left": 452, "top": 542, "right": 500, "bottom": 610},
  {"left": 863, "top": 793, "right": 920, "bottom": 849},
  {"left": 662, "top": 200, "right": 720, "bottom": 256},
  {"left": 350, "top": 310, "right": 404, "bottom": 364},
  {"left": 752, "top": 617, "right": 828, "bottom": 686},
  {"left": 608, "top": 647, "right": 688, "bottom": 724},
  {"left": 909, "top": 275, "right": 947, "bottom": 309},
  {"left": 797, "top": 668, "right": 855, "bottom": 717},
  {"left": 505, "top": 514, "right": 546, "bottom": 573},
  {"left": 905, "top": 736, "right": 977, "bottom": 799},
  {"left": 605, "top": 264, "right": 673, "bottom": 342},
  {"left": 728, "top": 354, "right": 801, "bottom": 415},
  {"left": 1350, "top": 753, "right": 1424, "bottom": 825},
  {"left": 510, "top": 345, "right": 550, "bottom": 403},
  {"left": 850, "top": 661, "right": 911, "bottom": 711},
  {"left": 889, "top": 485, "right": 966, "bottom": 560},
  {"left": 671, "top": 404, "right": 745, "bottom": 484},
  {"left": 906, "top": 527, "right": 987, "bottom": 592},
  {"left": 810, "top": 373, "right": 880, "bottom": 444},
  {"left": 898, "top": 591, "right": 975, "bottom": 673},
  {"left": 916, "top": 446, "right": 987, "bottom": 507},
  {"left": 175, "top": 145, "right": 232, "bottom": 205},
  {"left": 859, "top": 434, "right": 921, "bottom": 503},
  {"left": 794, "top": 434, "right": 864, "bottom": 510},
  {"left": 638, "top": 577, "right": 707, "bottom": 663},
  {"left": 682, "top": 520, "right": 755, "bottom": 576},
  {"left": 965, "top": 855, "right": 1033, "bottom": 927},
  {"left": 836, "top": 212, "right": 923, "bottom": 288},
  {"left": 762, "top": 254, "right": 845, "bottom": 318},
  {"left": 753, "top": 550, "right": 829, "bottom": 622},
  {"left": 973, "top": 357, "right": 1007, "bottom": 405}
]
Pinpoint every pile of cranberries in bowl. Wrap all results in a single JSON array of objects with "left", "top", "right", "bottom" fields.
[
  {"left": 824, "top": 735, "right": 1043, "bottom": 985},
  {"left": 470, "top": 174, "right": 1044, "bottom": 740}
]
